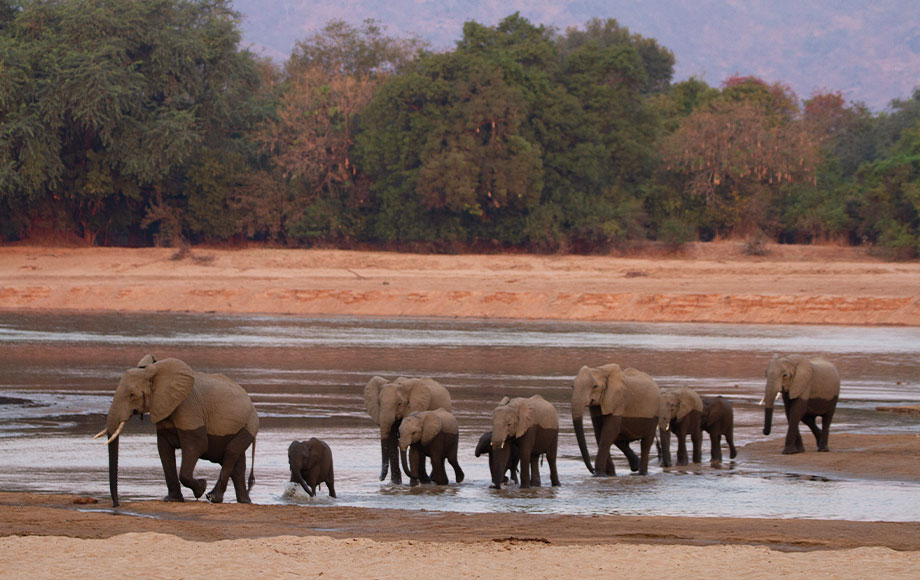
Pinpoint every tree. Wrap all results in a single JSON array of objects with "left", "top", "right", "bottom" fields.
[
  {"left": 660, "top": 77, "right": 822, "bottom": 236},
  {"left": 0, "top": 0, "right": 263, "bottom": 244}
]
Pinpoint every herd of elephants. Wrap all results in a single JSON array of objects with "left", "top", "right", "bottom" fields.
[{"left": 95, "top": 353, "right": 842, "bottom": 506}]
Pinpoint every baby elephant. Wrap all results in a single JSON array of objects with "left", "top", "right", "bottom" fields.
[
  {"left": 701, "top": 396, "right": 738, "bottom": 465},
  {"left": 398, "top": 409, "right": 464, "bottom": 486},
  {"left": 658, "top": 387, "right": 703, "bottom": 467},
  {"left": 288, "top": 438, "right": 336, "bottom": 498},
  {"left": 475, "top": 430, "right": 520, "bottom": 487}
]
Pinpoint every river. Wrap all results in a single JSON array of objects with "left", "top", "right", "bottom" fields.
[{"left": 0, "top": 312, "right": 917, "bottom": 521}]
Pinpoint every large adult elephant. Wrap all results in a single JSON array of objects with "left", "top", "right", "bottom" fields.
[
  {"left": 571, "top": 364, "right": 660, "bottom": 476},
  {"left": 94, "top": 355, "right": 258, "bottom": 507},
  {"left": 490, "top": 395, "right": 559, "bottom": 489},
  {"left": 363, "top": 376, "right": 451, "bottom": 484},
  {"left": 762, "top": 355, "right": 840, "bottom": 454}
]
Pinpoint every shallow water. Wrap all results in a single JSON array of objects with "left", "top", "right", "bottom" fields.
[{"left": 0, "top": 312, "right": 918, "bottom": 521}]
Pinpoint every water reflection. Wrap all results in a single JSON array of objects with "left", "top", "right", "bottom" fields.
[{"left": 0, "top": 312, "right": 917, "bottom": 521}]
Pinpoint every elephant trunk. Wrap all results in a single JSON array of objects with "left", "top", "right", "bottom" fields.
[
  {"left": 108, "top": 433, "right": 119, "bottom": 507},
  {"left": 572, "top": 417, "right": 595, "bottom": 474},
  {"left": 763, "top": 407, "right": 774, "bottom": 436},
  {"left": 379, "top": 436, "right": 390, "bottom": 481},
  {"left": 489, "top": 440, "right": 511, "bottom": 488},
  {"left": 401, "top": 447, "right": 414, "bottom": 479}
]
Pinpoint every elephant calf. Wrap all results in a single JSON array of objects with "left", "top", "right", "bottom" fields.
[
  {"left": 475, "top": 430, "right": 519, "bottom": 487},
  {"left": 658, "top": 387, "right": 703, "bottom": 467},
  {"left": 288, "top": 438, "right": 336, "bottom": 498},
  {"left": 490, "top": 395, "right": 560, "bottom": 489},
  {"left": 398, "top": 409, "right": 464, "bottom": 486},
  {"left": 701, "top": 396, "right": 737, "bottom": 465}
]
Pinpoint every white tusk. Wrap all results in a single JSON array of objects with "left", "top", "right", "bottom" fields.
[
  {"left": 775, "top": 392, "right": 781, "bottom": 401},
  {"left": 758, "top": 397, "right": 765, "bottom": 405},
  {"left": 92, "top": 428, "right": 107, "bottom": 440},
  {"left": 500, "top": 440, "right": 505, "bottom": 449},
  {"left": 104, "top": 421, "right": 126, "bottom": 445}
]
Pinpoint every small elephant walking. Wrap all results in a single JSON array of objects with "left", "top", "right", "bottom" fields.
[
  {"left": 701, "top": 396, "right": 737, "bottom": 464},
  {"left": 762, "top": 355, "right": 840, "bottom": 454},
  {"left": 288, "top": 438, "right": 336, "bottom": 498},
  {"left": 95, "top": 355, "right": 258, "bottom": 507},
  {"left": 398, "top": 409, "right": 464, "bottom": 485},
  {"left": 490, "top": 395, "right": 560, "bottom": 489},
  {"left": 475, "top": 431, "right": 519, "bottom": 487},
  {"left": 658, "top": 387, "right": 703, "bottom": 467}
]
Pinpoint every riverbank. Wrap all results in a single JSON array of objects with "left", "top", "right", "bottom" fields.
[{"left": 2, "top": 243, "right": 919, "bottom": 325}]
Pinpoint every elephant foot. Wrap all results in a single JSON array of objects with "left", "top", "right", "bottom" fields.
[
  {"left": 489, "top": 483, "right": 501, "bottom": 490},
  {"left": 188, "top": 478, "right": 207, "bottom": 499},
  {"left": 163, "top": 494, "right": 185, "bottom": 502},
  {"left": 408, "top": 478, "right": 419, "bottom": 487},
  {"left": 206, "top": 491, "right": 224, "bottom": 504},
  {"left": 782, "top": 447, "right": 805, "bottom": 455},
  {"left": 235, "top": 493, "right": 252, "bottom": 504},
  {"left": 818, "top": 446, "right": 830, "bottom": 452}
]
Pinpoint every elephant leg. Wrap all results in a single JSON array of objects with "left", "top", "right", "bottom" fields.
[
  {"left": 388, "top": 429, "right": 402, "bottom": 485},
  {"left": 156, "top": 429, "right": 184, "bottom": 502},
  {"left": 447, "top": 437, "right": 464, "bottom": 484},
  {"left": 529, "top": 455, "right": 541, "bottom": 487},
  {"left": 591, "top": 407, "right": 616, "bottom": 475},
  {"left": 615, "top": 439, "right": 640, "bottom": 472},
  {"left": 547, "top": 433, "right": 560, "bottom": 487},
  {"left": 326, "top": 466, "right": 336, "bottom": 498},
  {"left": 782, "top": 395, "right": 807, "bottom": 454},
  {"left": 207, "top": 430, "right": 254, "bottom": 504},
  {"left": 638, "top": 432, "right": 655, "bottom": 476},
  {"left": 177, "top": 428, "right": 208, "bottom": 499},
  {"left": 417, "top": 455, "right": 432, "bottom": 483},
  {"left": 818, "top": 405, "right": 836, "bottom": 452},
  {"left": 802, "top": 415, "right": 822, "bottom": 450},
  {"left": 709, "top": 428, "right": 723, "bottom": 464},
  {"left": 227, "top": 453, "right": 249, "bottom": 503},
  {"left": 690, "top": 417, "right": 703, "bottom": 464},
  {"left": 594, "top": 416, "right": 620, "bottom": 477},
  {"left": 431, "top": 454, "right": 448, "bottom": 485},
  {"left": 676, "top": 430, "right": 689, "bottom": 466},
  {"left": 518, "top": 441, "right": 533, "bottom": 488}
]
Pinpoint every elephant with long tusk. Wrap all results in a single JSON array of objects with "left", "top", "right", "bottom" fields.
[{"left": 96, "top": 354, "right": 259, "bottom": 507}]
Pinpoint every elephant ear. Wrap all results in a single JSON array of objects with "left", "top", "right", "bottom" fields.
[
  {"left": 675, "top": 390, "right": 699, "bottom": 421},
  {"left": 148, "top": 358, "right": 196, "bottom": 423},
  {"left": 498, "top": 396, "right": 511, "bottom": 406},
  {"left": 601, "top": 368, "right": 627, "bottom": 415},
  {"left": 789, "top": 358, "right": 813, "bottom": 400},
  {"left": 363, "top": 376, "right": 388, "bottom": 425},
  {"left": 516, "top": 400, "right": 534, "bottom": 439},
  {"left": 136, "top": 354, "right": 157, "bottom": 368},
  {"left": 407, "top": 380, "right": 432, "bottom": 413},
  {"left": 421, "top": 412, "right": 442, "bottom": 445}
]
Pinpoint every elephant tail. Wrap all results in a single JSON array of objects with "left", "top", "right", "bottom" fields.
[{"left": 248, "top": 439, "right": 256, "bottom": 491}]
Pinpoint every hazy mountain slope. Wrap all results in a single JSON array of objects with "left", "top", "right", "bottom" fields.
[{"left": 233, "top": 0, "right": 920, "bottom": 110}]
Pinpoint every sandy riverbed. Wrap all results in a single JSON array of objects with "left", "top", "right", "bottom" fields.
[{"left": 1, "top": 242, "right": 919, "bottom": 578}]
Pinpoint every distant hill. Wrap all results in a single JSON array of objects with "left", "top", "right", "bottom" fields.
[{"left": 233, "top": 0, "right": 920, "bottom": 111}]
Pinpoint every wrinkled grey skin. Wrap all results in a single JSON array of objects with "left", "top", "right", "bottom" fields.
[
  {"left": 288, "top": 438, "right": 336, "bottom": 498},
  {"left": 490, "top": 396, "right": 560, "bottom": 490},
  {"left": 398, "top": 409, "right": 464, "bottom": 486},
  {"left": 762, "top": 355, "right": 840, "bottom": 454},
  {"left": 657, "top": 387, "right": 703, "bottom": 467},
  {"left": 475, "top": 431, "right": 519, "bottom": 486}
]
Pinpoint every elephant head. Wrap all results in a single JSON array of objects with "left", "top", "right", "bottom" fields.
[
  {"left": 489, "top": 397, "right": 533, "bottom": 487},
  {"left": 571, "top": 364, "right": 627, "bottom": 474},
  {"left": 397, "top": 411, "right": 441, "bottom": 479},
  {"left": 94, "top": 355, "right": 195, "bottom": 507},
  {"left": 657, "top": 387, "right": 702, "bottom": 467},
  {"left": 364, "top": 376, "right": 444, "bottom": 483},
  {"left": 762, "top": 355, "right": 812, "bottom": 435}
]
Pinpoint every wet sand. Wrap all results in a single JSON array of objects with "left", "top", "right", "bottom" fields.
[{"left": 1, "top": 243, "right": 919, "bottom": 578}]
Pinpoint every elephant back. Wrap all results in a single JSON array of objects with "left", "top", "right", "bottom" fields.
[
  {"left": 431, "top": 408, "right": 459, "bottom": 435},
  {"left": 622, "top": 368, "right": 661, "bottom": 419},
  {"left": 526, "top": 395, "right": 559, "bottom": 430},
  {"left": 174, "top": 372, "right": 258, "bottom": 437}
]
